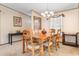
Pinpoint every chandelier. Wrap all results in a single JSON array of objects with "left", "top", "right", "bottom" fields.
[
  {"left": 41, "top": 4, "right": 54, "bottom": 19},
  {"left": 41, "top": 11, "right": 54, "bottom": 19}
]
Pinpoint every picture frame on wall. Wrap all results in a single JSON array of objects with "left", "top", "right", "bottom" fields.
[
  {"left": 13, "top": 16, "right": 22, "bottom": 27},
  {"left": 33, "top": 16, "right": 41, "bottom": 30}
]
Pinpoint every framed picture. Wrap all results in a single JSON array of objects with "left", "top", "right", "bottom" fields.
[
  {"left": 13, "top": 16, "right": 22, "bottom": 27},
  {"left": 33, "top": 16, "right": 41, "bottom": 30}
]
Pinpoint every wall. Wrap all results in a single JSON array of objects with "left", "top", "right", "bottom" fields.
[
  {"left": 0, "top": 12, "right": 1, "bottom": 43},
  {"left": 0, "top": 5, "right": 31, "bottom": 44},
  {"left": 42, "top": 18, "right": 50, "bottom": 30},
  {"left": 41, "top": 8, "right": 79, "bottom": 44},
  {"left": 60, "top": 8, "right": 79, "bottom": 44},
  {"left": 57, "top": 8, "right": 79, "bottom": 34},
  {"left": 42, "top": 8, "right": 79, "bottom": 34}
]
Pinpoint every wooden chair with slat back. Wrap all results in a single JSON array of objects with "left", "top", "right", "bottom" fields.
[
  {"left": 29, "top": 29, "right": 35, "bottom": 56},
  {"left": 39, "top": 29, "right": 48, "bottom": 56},
  {"left": 48, "top": 29, "right": 55, "bottom": 55},
  {"left": 22, "top": 29, "right": 34, "bottom": 55},
  {"left": 31, "top": 30, "right": 41, "bottom": 56},
  {"left": 56, "top": 29, "right": 61, "bottom": 50},
  {"left": 22, "top": 29, "right": 28, "bottom": 53}
]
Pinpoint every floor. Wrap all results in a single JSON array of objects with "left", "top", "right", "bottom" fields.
[{"left": 0, "top": 41, "right": 79, "bottom": 56}]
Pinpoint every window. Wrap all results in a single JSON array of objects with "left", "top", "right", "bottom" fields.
[{"left": 49, "top": 16, "right": 63, "bottom": 30}]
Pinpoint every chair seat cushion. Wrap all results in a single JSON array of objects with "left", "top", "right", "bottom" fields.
[
  {"left": 44, "top": 42, "right": 49, "bottom": 46},
  {"left": 28, "top": 45, "right": 40, "bottom": 49}
]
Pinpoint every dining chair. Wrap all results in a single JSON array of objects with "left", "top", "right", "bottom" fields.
[
  {"left": 22, "top": 30, "right": 28, "bottom": 53},
  {"left": 22, "top": 29, "right": 34, "bottom": 55},
  {"left": 32, "top": 30, "right": 40, "bottom": 56},
  {"left": 24, "top": 29, "right": 41, "bottom": 56},
  {"left": 56, "top": 29, "right": 61, "bottom": 50},
  {"left": 39, "top": 29, "right": 48, "bottom": 56},
  {"left": 48, "top": 29, "right": 55, "bottom": 55},
  {"left": 27, "top": 29, "right": 34, "bottom": 56}
]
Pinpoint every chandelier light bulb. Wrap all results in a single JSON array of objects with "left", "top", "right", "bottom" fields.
[
  {"left": 41, "top": 13, "right": 46, "bottom": 17},
  {"left": 45, "top": 11, "right": 48, "bottom": 14},
  {"left": 50, "top": 11, "right": 54, "bottom": 16},
  {"left": 47, "top": 14, "right": 50, "bottom": 17},
  {"left": 41, "top": 10, "right": 54, "bottom": 19}
]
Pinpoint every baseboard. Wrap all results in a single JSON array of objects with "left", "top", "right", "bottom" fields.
[
  {"left": 0, "top": 40, "right": 22, "bottom": 46},
  {"left": 0, "top": 43, "right": 8, "bottom": 46},
  {"left": 0, "top": 40, "right": 79, "bottom": 47}
]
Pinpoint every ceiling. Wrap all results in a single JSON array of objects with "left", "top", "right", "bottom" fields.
[{"left": 1, "top": 3, "right": 78, "bottom": 16}]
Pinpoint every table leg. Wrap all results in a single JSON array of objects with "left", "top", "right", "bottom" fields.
[
  {"left": 8, "top": 34, "right": 10, "bottom": 44},
  {"left": 11, "top": 35, "right": 12, "bottom": 45}
]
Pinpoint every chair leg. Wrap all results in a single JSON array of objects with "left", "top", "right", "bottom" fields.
[
  {"left": 40, "top": 43, "right": 44, "bottom": 56},
  {"left": 26, "top": 40, "right": 28, "bottom": 53},
  {"left": 48, "top": 37, "right": 53, "bottom": 56},
  {"left": 23, "top": 39, "right": 25, "bottom": 53},
  {"left": 32, "top": 42, "right": 35, "bottom": 56},
  {"left": 48, "top": 42, "right": 53, "bottom": 56},
  {"left": 56, "top": 41, "right": 60, "bottom": 51},
  {"left": 56, "top": 42, "right": 59, "bottom": 51},
  {"left": 56, "top": 42, "right": 57, "bottom": 51},
  {"left": 57, "top": 41, "right": 60, "bottom": 48},
  {"left": 48, "top": 45, "right": 51, "bottom": 56}
]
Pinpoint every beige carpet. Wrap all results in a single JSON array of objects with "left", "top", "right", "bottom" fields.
[{"left": 0, "top": 41, "right": 79, "bottom": 56}]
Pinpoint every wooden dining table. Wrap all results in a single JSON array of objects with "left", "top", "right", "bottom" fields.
[
  {"left": 32, "top": 33, "right": 50, "bottom": 43},
  {"left": 32, "top": 33, "right": 56, "bottom": 39},
  {"left": 22, "top": 29, "right": 58, "bottom": 55}
]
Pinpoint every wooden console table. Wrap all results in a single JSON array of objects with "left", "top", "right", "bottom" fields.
[
  {"left": 62, "top": 32, "right": 78, "bottom": 47},
  {"left": 8, "top": 32, "right": 22, "bottom": 45}
]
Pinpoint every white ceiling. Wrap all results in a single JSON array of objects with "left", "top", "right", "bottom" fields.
[{"left": 1, "top": 3, "right": 78, "bottom": 16}]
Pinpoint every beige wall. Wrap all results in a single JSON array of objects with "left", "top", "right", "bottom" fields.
[
  {"left": 57, "top": 8, "right": 79, "bottom": 34},
  {"left": 42, "top": 8, "right": 79, "bottom": 34},
  {"left": 0, "top": 5, "right": 31, "bottom": 44},
  {"left": 41, "top": 8, "right": 79, "bottom": 44},
  {"left": 42, "top": 18, "right": 50, "bottom": 30},
  {"left": 0, "top": 13, "right": 1, "bottom": 42},
  {"left": 61, "top": 8, "right": 79, "bottom": 44}
]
